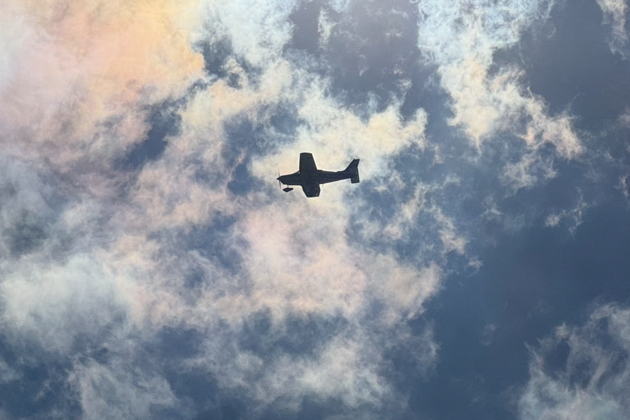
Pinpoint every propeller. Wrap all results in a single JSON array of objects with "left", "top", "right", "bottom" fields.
[{"left": 277, "top": 169, "right": 293, "bottom": 193}]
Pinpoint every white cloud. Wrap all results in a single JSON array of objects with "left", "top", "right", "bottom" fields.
[
  {"left": 0, "top": 359, "right": 20, "bottom": 384},
  {"left": 120, "top": 53, "right": 439, "bottom": 417},
  {"left": 205, "top": 332, "right": 392, "bottom": 409},
  {"left": 544, "top": 192, "right": 590, "bottom": 234},
  {"left": 501, "top": 150, "right": 557, "bottom": 191},
  {"left": 416, "top": 0, "right": 582, "bottom": 189},
  {"left": 250, "top": 74, "right": 428, "bottom": 181},
  {"left": 318, "top": 8, "right": 335, "bottom": 48},
  {"left": 381, "top": 183, "right": 430, "bottom": 241},
  {"left": 188, "top": 321, "right": 437, "bottom": 417},
  {"left": 0, "top": 1, "right": 446, "bottom": 415},
  {"left": 0, "top": 254, "right": 125, "bottom": 354},
  {"left": 3, "top": 0, "right": 589, "bottom": 416},
  {"left": 0, "top": 0, "right": 204, "bottom": 169},
  {"left": 198, "top": 0, "right": 297, "bottom": 67},
  {"left": 519, "top": 303, "right": 630, "bottom": 420},
  {"left": 70, "top": 359, "right": 180, "bottom": 420},
  {"left": 596, "top": 0, "right": 629, "bottom": 55},
  {"left": 619, "top": 173, "right": 630, "bottom": 202}
]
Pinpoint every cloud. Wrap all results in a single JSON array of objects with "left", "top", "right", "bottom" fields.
[
  {"left": 3, "top": 0, "right": 601, "bottom": 417},
  {"left": 0, "top": 0, "right": 204, "bottom": 168},
  {"left": 415, "top": 0, "right": 582, "bottom": 188},
  {"left": 198, "top": 0, "right": 296, "bottom": 67},
  {"left": 70, "top": 358, "right": 181, "bottom": 420},
  {"left": 0, "top": 1, "right": 449, "bottom": 416},
  {"left": 518, "top": 303, "right": 630, "bottom": 420},
  {"left": 544, "top": 191, "right": 590, "bottom": 234},
  {"left": 596, "top": 0, "right": 629, "bottom": 55},
  {"left": 199, "top": 331, "right": 393, "bottom": 410},
  {"left": 318, "top": 8, "right": 335, "bottom": 48},
  {"left": 501, "top": 149, "right": 557, "bottom": 191},
  {"left": 0, "top": 359, "right": 20, "bottom": 385},
  {"left": 143, "top": 71, "right": 437, "bottom": 420},
  {"left": 0, "top": 254, "right": 125, "bottom": 354}
]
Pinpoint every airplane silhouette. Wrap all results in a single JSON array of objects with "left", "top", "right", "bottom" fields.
[{"left": 277, "top": 153, "right": 360, "bottom": 197}]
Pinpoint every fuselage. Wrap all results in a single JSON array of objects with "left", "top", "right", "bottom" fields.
[{"left": 278, "top": 170, "right": 352, "bottom": 186}]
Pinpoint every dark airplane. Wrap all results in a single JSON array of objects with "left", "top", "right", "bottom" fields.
[{"left": 277, "top": 152, "right": 360, "bottom": 197}]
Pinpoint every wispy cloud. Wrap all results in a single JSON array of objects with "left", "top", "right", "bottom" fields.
[
  {"left": 416, "top": 0, "right": 582, "bottom": 189},
  {"left": 544, "top": 191, "right": 590, "bottom": 234},
  {"left": 519, "top": 303, "right": 630, "bottom": 420},
  {"left": 596, "top": 0, "right": 629, "bottom": 55},
  {"left": 71, "top": 358, "right": 182, "bottom": 420}
]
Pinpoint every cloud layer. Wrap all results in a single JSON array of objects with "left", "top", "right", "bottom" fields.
[
  {"left": 0, "top": 0, "right": 620, "bottom": 418},
  {"left": 0, "top": 1, "right": 444, "bottom": 417}
]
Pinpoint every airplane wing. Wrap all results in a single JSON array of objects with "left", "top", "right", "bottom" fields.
[
  {"left": 301, "top": 183, "right": 320, "bottom": 197},
  {"left": 299, "top": 152, "right": 317, "bottom": 173}
]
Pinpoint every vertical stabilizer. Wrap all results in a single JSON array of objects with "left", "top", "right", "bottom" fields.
[{"left": 345, "top": 159, "right": 360, "bottom": 183}]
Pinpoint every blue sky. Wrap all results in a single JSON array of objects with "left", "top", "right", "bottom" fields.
[{"left": 1, "top": 0, "right": 630, "bottom": 419}]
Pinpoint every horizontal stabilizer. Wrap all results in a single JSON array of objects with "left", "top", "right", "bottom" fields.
[{"left": 351, "top": 175, "right": 360, "bottom": 183}]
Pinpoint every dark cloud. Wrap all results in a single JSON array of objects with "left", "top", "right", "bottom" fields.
[
  {"left": 123, "top": 102, "right": 183, "bottom": 169},
  {"left": 143, "top": 213, "right": 246, "bottom": 295},
  {"left": 0, "top": 336, "right": 80, "bottom": 420},
  {"left": 6, "top": 214, "right": 47, "bottom": 257},
  {"left": 237, "top": 311, "right": 348, "bottom": 359},
  {"left": 200, "top": 37, "right": 235, "bottom": 79}
]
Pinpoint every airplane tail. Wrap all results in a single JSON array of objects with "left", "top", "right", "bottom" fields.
[{"left": 345, "top": 159, "right": 360, "bottom": 183}]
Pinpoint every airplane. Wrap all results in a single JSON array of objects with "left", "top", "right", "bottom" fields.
[{"left": 277, "top": 152, "right": 360, "bottom": 197}]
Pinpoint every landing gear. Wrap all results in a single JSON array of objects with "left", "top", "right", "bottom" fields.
[{"left": 278, "top": 169, "right": 294, "bottom": 193}]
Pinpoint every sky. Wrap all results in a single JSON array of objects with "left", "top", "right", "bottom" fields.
[{"left": 1, "top": 0, "right": 630, "bottom": 419}]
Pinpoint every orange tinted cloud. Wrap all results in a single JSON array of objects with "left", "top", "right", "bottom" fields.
[{"left": 0, "top": 0, "right": 204, "bottom": 165}]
